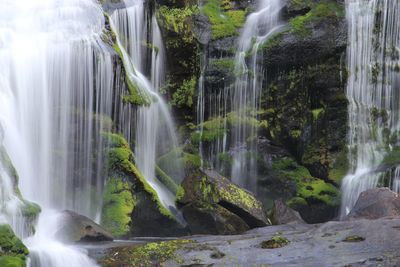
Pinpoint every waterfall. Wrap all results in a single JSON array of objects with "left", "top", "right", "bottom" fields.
[
  {"left": 0, "top": 0, "right": 117, "bottom": 265},
  {"left": 197, "top": 0, "right": 283, "bottom": 189},
  {"left": 110, "top": 0, "right": 183, "bottom": 214},
  {"left": 341, "top": 0, "right": 400, "bottom": 217},
  {"left": 230, "top": 0, "right": 283, "bottom": 188}
]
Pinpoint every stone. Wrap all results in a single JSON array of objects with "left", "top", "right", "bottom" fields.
[
  {"left": 177, "top": 168, "right": 269, "bottom": 234},
  {"left": 271, "top": 199, "right": 305, "bottom": 225},
  {"left": 345, "top": 187, "right": 400, "bottom": 220},
  {"left": 56, "top": 210, "right": 114, "bottom": 243}
]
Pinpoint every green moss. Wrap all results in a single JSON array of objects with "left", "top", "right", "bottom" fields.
[
  {"left": 286, "top": 197, "right": 307, "bottom": 207},
  {"left": 175, "top": 186, "right": 185, "bottom": 203},
  {"left": 273, "top": 158, "right": 340, "bottom": 207},
  {"left": 219, "top": 183, "right": 260, "bottom": 210},
  {"left": 211, "top": 58, "right": 235, "bottom": 73},
  {"left": 101, "top": 239, "right": 193, "bottom": 266},
  {"left": 382, "top": 147, "right": 400, "bottom": 166},
  {"left": 171, "top": 76, "right": 197, "bottom": 108},
  {"left": 0, "top": 225, "right": 28, "bottom": 267},
  {"left": 289, "top": 0, "right": 344, "bottom": 37},
  {"left": 0, "top": 256, "right": 26, "bottom": 267},
  {"left": 20, "top": 201, "right": 41, "bottom": 221},
  {"left": 157, "top": 6, "right": 199, "bottom": 44},
  {"left": 202, "top": 0, "right": 246, "bottom": 40},
  {"left": 103, "top": 132, "right": 174, "bottom": 219},
  {"left": 113, "top": 43, "right": 152, "bottom": 106},
  {"left": 103, "top": 12, "right": 151, "bottom": 106},
  {"left": 260, "top": 236, "right": 290, "bottom": 249},
  {"left": 342, "top": 235, "right": 365, "bottom": 242},
  {"left": 311, "top": 108, "right": 324, "bottom": 120},
  {"left": 155, "top": 166, "right": 179, "bottom": 194},
  {"left": 101, "top": 178, "right": 135, "bottom": 237},
  {"left": 260, "top": 31, "right": 285, "bottom": 51}
]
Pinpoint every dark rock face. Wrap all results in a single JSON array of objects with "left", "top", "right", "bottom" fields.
[
  {"left": 56, "top": 210, "right": 114, "bottom": 243},
  {"left": 129, "top": 191, "right": 188, "bottom": 237},
  {"left": 270, "top": 199, "right": 305, "bottom": 225},
  {"left": 346, "top": 188, "right": 400, "bottom": 220},
  {"left": 177, "top": 169, "right": 269, "bottom": 234}
]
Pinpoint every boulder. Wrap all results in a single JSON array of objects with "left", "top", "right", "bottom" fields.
[
  {"left": 177, "top": 169, "right": 269, "bottom": 235},
  {"left": 270, "top": 199, "right": 305, "bottom": 225},
  {"left": 345, "top": 188, "right": 400, "bottom": 220},
  {"left": 56, "top": 210, "right": 114, "bottom": 243}
]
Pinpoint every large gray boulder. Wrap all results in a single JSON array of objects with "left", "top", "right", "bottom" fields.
[
  {"left": 346, "top": 188, "right": 400, "bottom": 220},
  {"left": 56, "top": 210, "right": 114, "bottom": 243}
]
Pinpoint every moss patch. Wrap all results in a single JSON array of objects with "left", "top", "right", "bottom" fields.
[
  {"left": 171, "top": 76, "right": 197, "bottom": 108},
  {"left": 100, "top": 239, "right": 193, "bottom": 266},
  {"left": 0, "top": 225, "right": 28, "bottom": 267},
  {"left": 101, "top": 178, "right": 135, "bottom": 238},
  {"left": 103, "top": 133, "right": 173, "bottom": 219},
  {"left": 260, "top": 236, "right": 290, "bottom": 249},
  {"left": 289, "top": 0, "right": 344, "bottom": 37},
  {"left": 202, "top": 0, "right": 246, "bottom": 40},
  {"left": 273, "top": 158, "right": 340, "bottom": 207},
  {"left": 342, "top": 235, "right": 365, "bottom": 242}
]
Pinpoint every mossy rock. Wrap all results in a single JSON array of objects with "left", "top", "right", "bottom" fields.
[
  {"left": 272, "top": 157, "right": 340, "bottom": 223},
  {"left": 201, "top": 0, "right": 246, "bottom": 40},
  {"left": 0, "top": 256, "right": 26, "bottom": 267},
  {"left": 101, "top": 177, "right": 135, "bottom": 238},
  {"left": 102, "top": 132, "right": 187, "bottom": 237},
  {"left": 99, "top": 239, "right": 193, "bottom": 266},
  {"left": 177, "top": 169, "right": 269, "bottom": 234},
  {"left": 0, "top": 225, "right": 28, "bottom": 267},
  {"left": 260, "top": 236, "right": 290, "bottom": 249}
]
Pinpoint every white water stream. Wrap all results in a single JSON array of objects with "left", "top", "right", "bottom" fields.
[
  {"left": 0, "top": 0, "right": 116, "bottom": 266},
  {"left": 341, "top": 0, "right": 400, "bottom": 217},
  {"left": 197, "top": 0, "right": 283, "bottom": 190}
]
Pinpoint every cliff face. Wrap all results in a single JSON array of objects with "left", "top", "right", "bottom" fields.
[{"left": 156, "top": 0, "right": 348, "bottom": 223}]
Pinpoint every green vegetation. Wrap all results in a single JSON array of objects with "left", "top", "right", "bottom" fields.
[
  {"left": 101, "top": 178, "right": 135, "bottom": 237},
  {"left": 100, "top": 239, "right": 193, "bottom": 266},
  {"left": 157, "top": 6, "right": 199, "bottom": 44},
  {"left": 0, "top": 225, "right": 29, "bottom": 267},
  {"left": 171, "top": 76, "right": 197, "bottom": 108},
  {"left": 260, "top": 236, "right": 290, "bottom": 249},
  {"left": 289, "top": 1, "right": 344, "bottom": 37},
  {"left": 102, "top": 132, "right": 173, "bottom": 219},
  {"left": 202, "top": 0, "right": 246, "bottom": 40},
  {"left": 342, "top": 235, "right": 365, "bottom": 242},
  {"left": 103, "top": 13, "right": 151, "bottom": 106},
  {"left": 272, "top": 158, "right": 340, "bottom": 207},
  {"left": 211, "top": 59, "right": 236, "bottom": 73}
]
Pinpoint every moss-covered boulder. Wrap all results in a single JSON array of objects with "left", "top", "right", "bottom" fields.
[
  {"left": 177, "top": 169, "right": 269, "bottom": 234},
  {"left": 101, "top": 133, "right": 188, "bottom": 237},
  {"left": 268, "top": 157, "right": 340, "bottom": 223},
  {"left": 0, "top": 224, "right": 29, "bottom": 267}
]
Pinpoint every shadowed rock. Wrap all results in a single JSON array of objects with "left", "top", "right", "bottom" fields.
[{"left": 271, "top": 199, "right": 305, "bottom": 225}]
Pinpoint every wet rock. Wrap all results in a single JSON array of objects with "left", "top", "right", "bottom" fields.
[
  {"left": 56, "top": 210, "right": 114, "bottom": 243},
  {"left": 95, "top": 217, "right": 400, "bottom": 267},
  {"left": 177, "top": 169, "right": 269, "bottom": 234},
  {"left": 345, "top": 188, "right": 400, "bottom": 220},
  {"left": 270, "top": 199, "right": 305, "bottom": 225}
]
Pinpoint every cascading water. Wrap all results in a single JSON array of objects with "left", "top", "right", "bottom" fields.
[
  {"left": 0, "top": 0, "right": 117, "bottom": 265},
  {"left": 230, "top": 0, "right": 283, "bottom": 189},
  {"left": 341, "top": 0, "right": 400, "bottom": 217},
  {"left": 197, "top": 0, "right": 283, "bottom": 190},
  {"left": 110, "top": 0, "right": 184, "bottom": 214}
]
